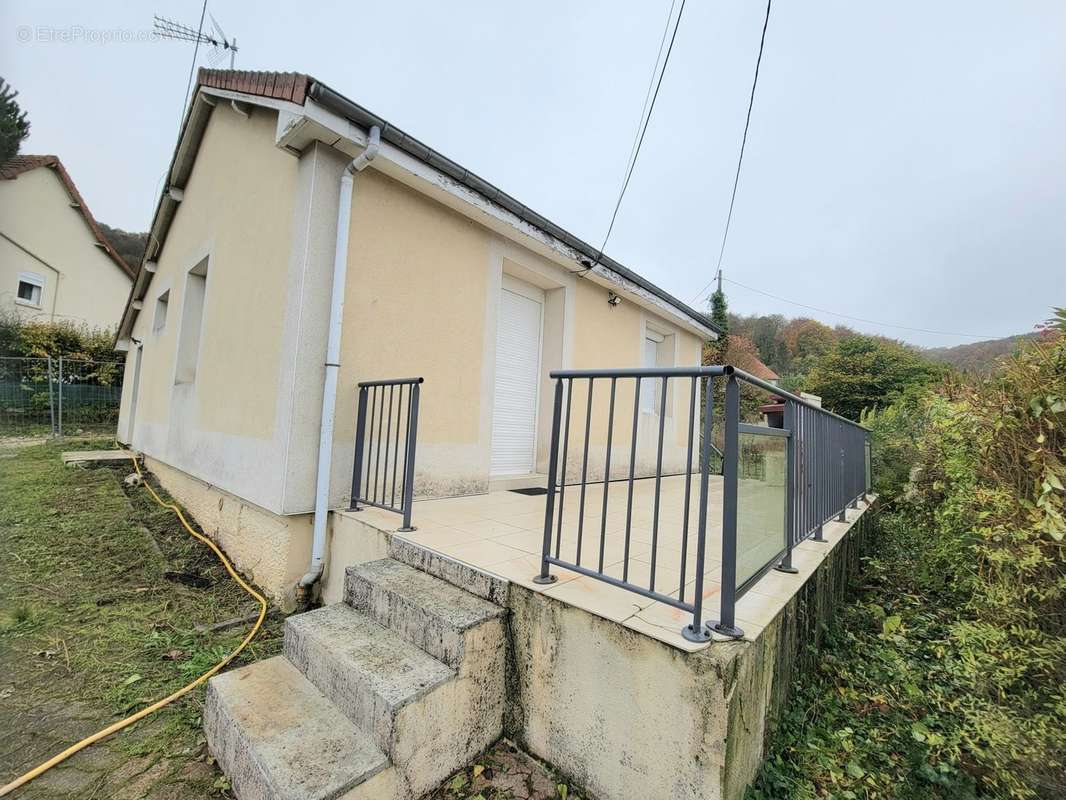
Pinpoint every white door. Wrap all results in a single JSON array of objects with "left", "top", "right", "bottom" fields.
[{"left": 491, "top": 278, "right": 544, "bottom": 476}]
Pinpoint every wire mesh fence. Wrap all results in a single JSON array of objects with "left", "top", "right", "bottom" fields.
[{"left": 0, "top": 356, "right": 124, "bottom": 439}]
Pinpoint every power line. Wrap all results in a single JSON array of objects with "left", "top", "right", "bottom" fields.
[
  {"left": 689, "top": 0, "right": 773, "bottom": 307},
  {"left": 620, "top": 0, "right": 679, "bottom": 198},
  {"left": 713, "top": 276, "right": 999, "bottom": 340},
  {"left": 591, "top": 0, "right": 688, "bottom": 269},
  {"left": 711, "top": 0, "right": 773, "bottom": 281}
]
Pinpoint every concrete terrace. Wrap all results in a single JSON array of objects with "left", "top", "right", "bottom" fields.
[{"left": 343, "top": 474, "right": 874, "bottom": 651}]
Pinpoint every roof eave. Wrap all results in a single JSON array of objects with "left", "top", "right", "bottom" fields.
[{"left": 306, "top": 79, "right": 720, "bottom": 337}]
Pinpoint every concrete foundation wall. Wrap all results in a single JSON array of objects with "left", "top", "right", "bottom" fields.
[
  {"left": 146, "top": 455, "right": 312, "bottom": 611},
  {"left": 319, "top": 511, "right": 392, "bottom": 605},
  {"left": 507, "top": 589, "right": 736, "bottom": 800},
  {"left": 146, "top": 455, "right": 395, "bottom": 609},
  {"left": 506, "top": 512, "right": 872, "bottom": 800}
]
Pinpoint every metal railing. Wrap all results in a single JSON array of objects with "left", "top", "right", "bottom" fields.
[
  {"left": 348, "top": 377, "right": 423, "bottom": 531},
  {"left": 534, "top": 365, "right": 871, "bottom": 643},
  {"left": 0, "top": 356, "right": 124, "bottom": 439}
]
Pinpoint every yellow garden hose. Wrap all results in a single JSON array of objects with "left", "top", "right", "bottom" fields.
[{"left": 0, "top": 455, "right": 267, "bottom": 797}]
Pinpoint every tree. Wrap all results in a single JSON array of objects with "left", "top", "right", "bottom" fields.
[
  {"left": 709, "top": 287, "right": 729, "bottom": 341},
  {"left": 805, "top": 335, "right": 945, "bottom": 420},
  {"left": 706, "top": 283, "right": 730, "bottom": 367},
  {"left": 0, "top": 77, "right": 30, "bottom": 162},
  {"left": 729, "top": 312, "right": 788, "bottom": 373},
  {"left": 782, "top": 317, "right": 836, "bottom": 362}
]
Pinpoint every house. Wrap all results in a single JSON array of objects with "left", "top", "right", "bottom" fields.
[
  {"left": 115, "top": 69, "right": 873, "bottom": 800},
  {"left": 745, "top": 353, "right": 779, "bottom": 385},
  {"left": 114, "top": 68, "right": 719, "bottom": 609},
  {"left": 1, "top": 155, "right": 134, "bottom": 329}
]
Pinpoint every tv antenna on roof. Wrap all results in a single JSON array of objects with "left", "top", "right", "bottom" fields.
[{"left": 153, "top": 13, "right": 239, "bottom": 68}]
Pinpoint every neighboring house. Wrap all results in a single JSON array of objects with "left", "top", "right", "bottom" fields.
[
  {"left": 0, "top": 155, "right": 134, "bottom": 328},
  {"left": 114, "top": 68, "right": 719, "bottom": 608},
  {"left": 745, "top": 354, "right": 779, "bottom": 386}
]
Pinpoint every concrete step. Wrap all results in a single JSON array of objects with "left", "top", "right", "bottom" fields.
[
  {"left": 388, "top": 536, "right": 509, "bottom": 605},
  {"left": 345, "top": 557, "right": 507, "bottom": 669},
  {"left": 283, "top": 602, "right": 500, "bottom": 798},
  {"left": 283, "top": 604, "right": 454, "bottom": 749},
  {"left": 204, "top": 656, "right": 398, "bottom": 800}
]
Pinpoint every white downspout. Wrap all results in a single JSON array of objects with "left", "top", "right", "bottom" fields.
[{"left": 298, "top": 126, "right": 381, "bottom": 599}]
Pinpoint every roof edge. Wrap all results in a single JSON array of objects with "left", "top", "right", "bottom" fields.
[
  {"left": 117, "top": 68, "right": 719, "bottom": 342},
  {"left": 305, "top": 78, "right": 719, "bottom": 336},
  {"left": 1, "top": 154, "right": 135, "bottom": 279}
]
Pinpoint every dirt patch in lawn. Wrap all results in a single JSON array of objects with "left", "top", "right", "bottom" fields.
[{"left": 0, "top": 439, "right": 283, "bottom": 798}]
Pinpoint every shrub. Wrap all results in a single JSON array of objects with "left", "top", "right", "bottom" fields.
[
  {"left": 754, "top": 313, "right": 1066, "bottom": 799},
  {"left": 0, "top": 314, "right": 120, "bottom": 363}
]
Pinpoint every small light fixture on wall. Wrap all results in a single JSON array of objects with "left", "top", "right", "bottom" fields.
[{"left": 607, "top": 292, "right": 621, "bottom": 307}]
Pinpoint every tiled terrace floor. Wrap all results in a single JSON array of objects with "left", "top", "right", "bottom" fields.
[{"left": 352, "top": 475, "right": 871, "bottom": 652}]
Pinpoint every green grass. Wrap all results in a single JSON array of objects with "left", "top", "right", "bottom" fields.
[{"left": 0, "top": 439, "right": 283, "bottom": 797}]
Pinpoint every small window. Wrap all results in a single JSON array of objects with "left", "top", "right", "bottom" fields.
[
  {"left": 153, "top": 290, "right": 169, "bottom": 333},
  {"left": 16, "top": 272, "right": 44, "bottom": 307},
  {"left": 175, "top": 259, "right": 208, "bottom": 384}
]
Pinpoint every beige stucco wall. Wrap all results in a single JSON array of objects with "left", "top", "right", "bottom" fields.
[
  {"left": 0, "top": 166, "right": 131, "bottom": 331},
  {"left": 329, "top": 166, "right": 708, "bottom": 502},
  {"left": 333, "top": 169, "right": 493, "bottom": 498},
  {"left": 563, "top": 278, "right": 704, "bottom": 482},
  {"left": 117, "top": 102, "right": 299, "bottom": 514}
]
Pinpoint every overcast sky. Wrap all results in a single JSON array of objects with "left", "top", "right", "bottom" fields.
[{"left": 2, "top": 1, "right": 1063, "bottom": 347}]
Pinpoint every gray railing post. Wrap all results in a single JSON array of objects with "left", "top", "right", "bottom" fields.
[
  {"left": 864, "top": 434, "right": 872, "bottom": 501},
  {"left": 812, "top": 413, "right": 826, "bottom": 541},
  {"left": 683, "top": 375, "right": 714, "bottom": 643},
  {"left": 398, "top": 381, "right": 420, "bottom": 532},
  {"left": 348, "top": 386, "right": 369, "bottom": 511},
  {"left": 535, "top": 379, "right": 564, "bottom": 585},
  {"left": 713, "top": 374, "right": 743, "bottom": 638},
  {"left": 776, "top": 399, "right": 799, "bottom": 574}
]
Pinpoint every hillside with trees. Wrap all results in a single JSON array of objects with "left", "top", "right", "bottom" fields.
[
  {"left": 923, "top": 333, "right": 1035, "bottom": 374},
  {"left": 720, "top": 310, "right": 946, "bottom": 421},
  {"left": 97, "top": 223, "right": 148, "bottom": 272}
]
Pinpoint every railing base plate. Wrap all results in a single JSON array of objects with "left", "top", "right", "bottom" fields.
[
  {"left": 532, "top": 574, "right": 558, "bottom": 585},
  {"left": 681, "top": 623, "right": 711, "bottom": 643},
  {"left": 773, "top": 564, "right": 799, "bottom": 574},
  {"left": 709, "top": 620, "right": 744, "bottom": 639},
  {"left": 397, "top": 525, "right": 417, "bottom": 533},
  {"left": 347, "top": 505, "right": 362, "bottom": 513}
]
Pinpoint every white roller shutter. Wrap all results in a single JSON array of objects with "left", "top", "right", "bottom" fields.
[{"left": 491, "top": 283, "right": 543, "bottom": 476}]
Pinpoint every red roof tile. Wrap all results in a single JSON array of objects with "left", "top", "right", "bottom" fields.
[
  {"left": 747, "top": 359, "right": 779, "bottom": 382},
  {"left": 197, "top": 68, "right": 309, "bottom": 105}
]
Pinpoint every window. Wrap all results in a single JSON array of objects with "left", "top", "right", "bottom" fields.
[
  {"left": 175, "top": 259, "right": 208, "bottom": 384},
  {"left": 16, "top": 272, "right": 44, "bottom": 307},
  {"left": 153, "top": 290, "right": 169, "bottom": 333}
]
